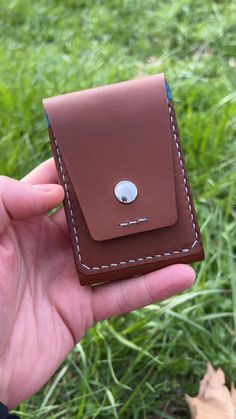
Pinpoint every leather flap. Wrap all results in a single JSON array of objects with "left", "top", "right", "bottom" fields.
[{"left": 43, "top": 74, "right": 177, "bottom": 241}]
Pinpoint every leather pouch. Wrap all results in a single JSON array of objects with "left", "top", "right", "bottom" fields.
[{"left": 43, "top": 74, "right": 204, "bottom": 286}]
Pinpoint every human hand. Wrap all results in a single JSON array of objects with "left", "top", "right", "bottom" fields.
[{"left": 0, "top": 159, "right": 196, "bottom": 408}]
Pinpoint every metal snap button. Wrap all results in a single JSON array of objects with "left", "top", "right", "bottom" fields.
[{"left": 114, "top": 180, "right": 138, "bottom": 204}]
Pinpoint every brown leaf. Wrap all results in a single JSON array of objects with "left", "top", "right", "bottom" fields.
[{"left": 185, "top": 363, "right": 235, "bottom": 419}]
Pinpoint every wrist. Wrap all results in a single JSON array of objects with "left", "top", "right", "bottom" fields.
[
  {"left": 0, "top": 389, "right": 9, "bottom": 409},
  {"left": 0, "top": 401, "right": 21, "bottom": 419},
  {"left": 0, "top": 365, "right": 11, "bottom": 409},
  {"left": 0, "top": 396, "right": 8, "bottom": 409}
]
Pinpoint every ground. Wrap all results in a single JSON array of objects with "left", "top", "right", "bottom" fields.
[{"left": 0, "top": 0, "right": 235, "bottom": 418}]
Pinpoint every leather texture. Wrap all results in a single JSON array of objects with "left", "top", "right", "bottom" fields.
[{"left": 43, "top": 73, "right": 204, "bottom": 286}]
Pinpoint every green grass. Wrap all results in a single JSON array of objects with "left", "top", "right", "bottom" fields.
[{"left": 0, "top": 0, "right": 236, "bottom": 417}]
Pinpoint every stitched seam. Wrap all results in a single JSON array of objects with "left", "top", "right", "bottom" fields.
[
  {"left": 119, "top": 217, "right": 149, "bottom": 227},
  {"left": 168, "top": 105, "right": 199, "bottom": 243},
  {"left": 53, "top": 103, "right": 199, "bottom": 271}
]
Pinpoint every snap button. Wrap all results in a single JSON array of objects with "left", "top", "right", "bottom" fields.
[{"left": 114, "top": 180, "right": 138, "bottom": 204}]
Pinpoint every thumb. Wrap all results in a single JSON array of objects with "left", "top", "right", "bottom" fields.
[{"left": 0, "top": 176, "right": 64, "bottom": 235}]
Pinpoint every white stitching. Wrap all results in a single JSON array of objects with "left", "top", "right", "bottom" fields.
[
  {"left": 52, "top": 103, "right": 199, "bottom": 271},
  {"left": 119, "top": 217, "right": 149, "bottom": 227}
]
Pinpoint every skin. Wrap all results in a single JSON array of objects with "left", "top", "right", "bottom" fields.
[{"left": 0, "top": 159, "right": 196, "bottom": 409}]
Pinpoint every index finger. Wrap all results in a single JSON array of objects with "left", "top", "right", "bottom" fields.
[{"left": 22, "top": 158, "right": 58, "bottom": 185}]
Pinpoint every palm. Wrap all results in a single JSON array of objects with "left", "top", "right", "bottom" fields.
[
  {"left": 0, "top": 213, "right": 93, "bottom": 407},
  {"left": 0, "top": 159, "right": 195, "bottom": 408}
]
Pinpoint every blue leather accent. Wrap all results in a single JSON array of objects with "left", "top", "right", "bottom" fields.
[
  {"left": 45, "top": 111, "right": 51, "bottom": 127},
  {"left": 166, "top": 82, "right": 172, "bottom": 101}
]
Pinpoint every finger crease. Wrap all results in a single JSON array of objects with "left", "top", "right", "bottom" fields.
[
  {"left": 116, "top": 282, "right": 130, "bottom": 313},
  {"left": 143, "top": 274, "right": 154, "bottom": 305}
]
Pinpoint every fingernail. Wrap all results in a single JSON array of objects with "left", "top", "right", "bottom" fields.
[{"left": 33, "top": 184, "right": 61, "bottom": 192}]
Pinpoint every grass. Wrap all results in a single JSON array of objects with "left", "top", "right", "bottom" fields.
[{"left": 0, "top": 0, "right": 236, "bottom": 417}]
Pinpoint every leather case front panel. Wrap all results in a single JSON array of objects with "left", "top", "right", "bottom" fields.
[
  {"left": 44, "top": 74, "right": 177, "bottom": 241},
  {"left": 44, "top": 74, "right": 204, "bottom": 285}
]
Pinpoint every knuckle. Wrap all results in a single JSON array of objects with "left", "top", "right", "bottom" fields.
[
  {"left": 116, "top": 283, "right": 130, "bottom": 313},
  {"left": 143, "top": 274, "right": 154, "bottom": 305}
]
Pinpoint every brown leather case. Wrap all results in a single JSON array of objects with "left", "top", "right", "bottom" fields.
[{"left": 43, "top": 73, "right": 204, "bottom": 286}]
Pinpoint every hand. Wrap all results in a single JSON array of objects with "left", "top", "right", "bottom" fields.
[{"left": 0, "top": 159, "right": 195, "bottom": 408}]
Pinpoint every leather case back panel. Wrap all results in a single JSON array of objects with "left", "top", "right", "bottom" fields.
[{"left": 43, "top": 74, "right": 204, "bottom": 285}]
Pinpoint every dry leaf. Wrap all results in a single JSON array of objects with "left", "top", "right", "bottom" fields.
[{"left": 186, "top": 363, "right": 236, "bottom": 419}]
